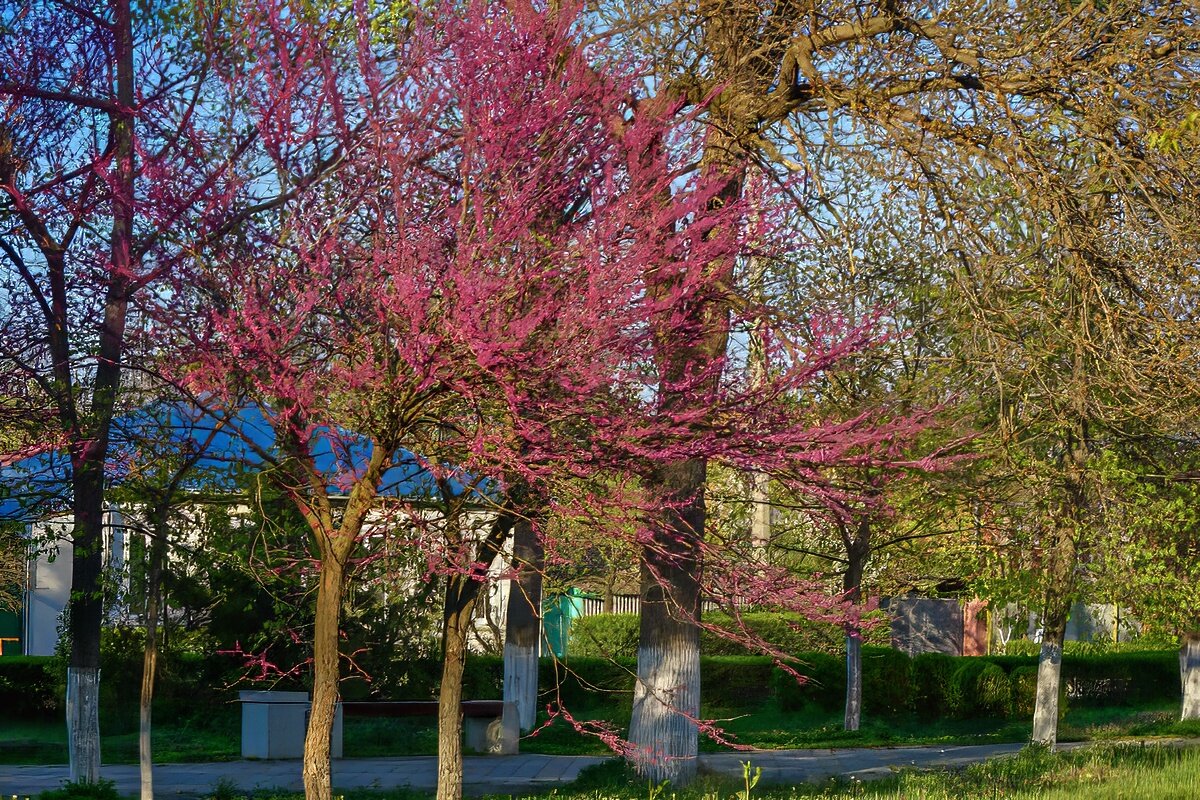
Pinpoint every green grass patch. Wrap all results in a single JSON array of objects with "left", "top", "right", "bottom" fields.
[
  {"left": 3, "top": 700, "right": 1194, "bottom": 766},
  {"left": 495, "top": 744, "right": 1200, "bottom": 799},
  {"left": 41, "top": 744, "right": 1196, "bottom": 799}
]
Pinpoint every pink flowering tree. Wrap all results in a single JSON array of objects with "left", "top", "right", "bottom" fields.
[
  {"left": 168, "top": 2, "right": 755, "bottom": 798},
  {"left": 166, "top": 3, "right": 937, "bottom": 798}
]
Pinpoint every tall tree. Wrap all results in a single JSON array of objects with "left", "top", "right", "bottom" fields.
[
  {"left": 592, "top": 0, "right": 1199, "bottom": 761},
  {"left": 0, "top": 1, "right": 253, "bottom": 780},
  {"left": 180, "top": 4, "right": 756, "bottom": 797}
]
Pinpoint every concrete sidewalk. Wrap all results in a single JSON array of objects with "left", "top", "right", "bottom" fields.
[{"left": 0, "top": 743, "right": 1078, "bottom": 798}]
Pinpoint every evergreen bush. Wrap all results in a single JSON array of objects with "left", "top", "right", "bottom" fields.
[
  {"left": 772, "top": 652, "right": 844, "bottom": 711},
  {"left": 911, "top": 652, "right": 957, "bottom": 720},
  {"left": 0, "top": 655, "right": 58, "bottom": 717},
  {"left": 701, "top": 656, "right": 776, "bottom": 708},
  {"left": 862, "top": 646, "right": 913, "bottom": 714},
  {"left": 975, "top": 662, "right": 1012, "bottom": 717}
]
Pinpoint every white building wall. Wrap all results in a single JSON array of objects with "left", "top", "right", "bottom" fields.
[{"left": 23, "top": 508, "right": 138, "bottom": 656}]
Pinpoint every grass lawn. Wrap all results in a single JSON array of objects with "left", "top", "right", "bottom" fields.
[
  {"left": 31, "top": 742, "right": 1200, "bottom": 799},
  {"left": 6, "top": 700, "right": 1200, "bottom": 765},
  {"left": 543, "top": 742, "right": 1200, "bottom": 800}
]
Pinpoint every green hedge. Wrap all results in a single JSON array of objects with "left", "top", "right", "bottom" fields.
[
  {"left": 773, "top": 652, "right": 844, "bottom": 712},
  {"left": 0, "top": 656, "right": 58, "bottom": 717},
  {"left": 911, "top": 652, "right": 957, "bottom": 720},
  {"left": 568, "top": 614, "right": 641, "bottom": 658},
  {"left": 568, "top": 612, "right": 888, "bottom": 659},
  {"left": 700, "top": 656, "right": 777, "bottom": 709},
  {"left": 8, "top": 626, "right": 1179, "bottom": 725}
]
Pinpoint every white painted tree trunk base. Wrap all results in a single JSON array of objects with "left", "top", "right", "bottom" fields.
[
  {"left": 503, "top": 642, "right": 538, "bottom": 732},
  {"left": 1031, "top": 640, "right": 1063, "bottom": 748},
  {"left": 1180, "top": 635, "right": 1200, "bottom": 721},
  {"left": 629, "top": 642, "right": 700, "bottom": 785},
  {"left": 67, "top": 667, "right": 101, "bottom": 784}
]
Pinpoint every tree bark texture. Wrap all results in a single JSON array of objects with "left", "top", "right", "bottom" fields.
[
  {"left": 438, "top": 579, "right": 473, "bottom": 800},
  {"left": 844, "top": 633, "right": 862, "bottom": 732},
  {"left": 749, "top": 471, "right": 771, "bottom": 553},
  {"left": 1031, "top": 609, "right": 1068, "bottom": 747},
  {"left": 437, "top": 514, "right": 510, "bottom": 800},
  {"left": 66, "top": 667, "right": 101, "bottom": 784},
  {"left": 629, "top": 460, "right": 704, "bottom": 785},
  {"left": 302, "top": 557, "right": 345, "bottom": 800},
  {"left": 842, "top": 521, "right": 869, "bottom": 732},
  {"left": 139, "top": 513, "right": 168, "bottom": 800},
  {"left": 1181, "top": 632, "right": 1200, "bottom": 721},
  {"left": 503, "top": 515, "right": 543, "bottom": 732}
]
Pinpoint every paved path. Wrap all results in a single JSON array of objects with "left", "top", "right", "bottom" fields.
[{"left": 0, "top": 742, "right": 1082, "bottom": 798}]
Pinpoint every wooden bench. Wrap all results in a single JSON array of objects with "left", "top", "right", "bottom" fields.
[{"left": 341, "top": 700, "right": 519, "bottom": 755}]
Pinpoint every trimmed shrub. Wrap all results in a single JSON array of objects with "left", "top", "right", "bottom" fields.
[
  {"left": 773, "top": 652, "right": 844, "bottom": 712},
  {"left": 947, "top": 658, "right": 990, "bottom": 718},
  {"left": 911, "top": 652, "right": 957, "bottom": 720},
  {"left": 1010, "top": 665, "right": 1039, "bottom": 718},
  {"left": 975, "top": 662, "right": 1011, "bottom": 717},
  {"left": 1063, "top": 651, "right": 1177, "bottom": 706},
  {"left": 1009, "top": 664, "right": 1068, "bottom": 719},
  {"left": 569, "top": 611, "right": 889, "bottom": 659},
  {"left": 568, "top": 614, "right": 640, "bottom": 658},
  {"left": 701, "top": 656, "right": 776, "bottom": 709},
  {"left": 862, "top": 646, "right": 912, "bottom": 714},
  {"left": 0, "top": 655, "right": 58, "bottom": 717},
  {"left": 702, "top": 612, "right": 863, "bottom": 656},
  {"left": 540, "top": 657, "right": 637, "bottom": 707},
  {"left": 461, "top": 655, "right": 504, "bottom": 698}
]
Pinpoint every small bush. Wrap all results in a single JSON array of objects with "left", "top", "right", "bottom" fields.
[
  {"left": 567, "top": 614, "right": 641, "bottom": 658},
  {"left": 947, "top": 658, "right": 990, "bottom": 718},
  {"left": 773, "top": 652, "right": 844, "bottom": 712},
  {"left": 911, "top": 652, "right": 957, "bottom": 720},
  {"left": 862, "top": 646, "right": 912, "bottom": 714},
  {"left": 0, "top": 655, "right": 58, "bottom": 717},
  {"left": 1010, "top": 665, "right": 1039, "bottom": 718},
  {"left": 37, "top": 779, "right": 122, "bottom": 800},
  {"left": 975, "top": 662, "right": 1011, "bottom": 717}
]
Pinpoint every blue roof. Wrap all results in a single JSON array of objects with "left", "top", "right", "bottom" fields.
[{"left": 0, "top": 402, "right": 489, "bottom": 522}]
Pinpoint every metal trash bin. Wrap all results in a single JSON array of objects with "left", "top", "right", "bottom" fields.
[{"left": 239, "top": 691, "right": 343, "bottom": 759}]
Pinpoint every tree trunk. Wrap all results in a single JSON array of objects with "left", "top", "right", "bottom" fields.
[
  {"left": 844, "top": 632, "right": 862, "bottom": 732},
  {"left": 67, "top": 465, "right": 106, "bottom": 785},
  {"left": 629, "top": 460, "right": 704, "bottom": 786},
  {"left": 1180, "top": 631, "right": 1200, "bottom": 721},
  {"left": 1031, "top": 607, "right": 1068, "bottom": 747},
  {"left": 436, "top": 514, "right": 510, "bottom": 800},
  {"left": 66, "top": 0, "right": 136, "bottom": 782},
  {"left": 66, "top": 665, "right": 101, "bottom": 784},
  {"left": 749, "top": 472, "right": 771, "bottom": 553},
  {"left": 139, "top": 515, "right": 168, "bottom": 800},
  {"left": 503, "top": 516, "right": 543, "bottom": 732},
  {"left": 439, "top": 578, "right": 473, "bottom": 800},
  {"left": 842, "top": 522, "right": 869, "bottom": 732},
  {"left": 302, "top": 557, "right": 345, "bottom": 800}
]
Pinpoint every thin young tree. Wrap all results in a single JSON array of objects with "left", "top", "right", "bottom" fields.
[{"left": 0, "top": 1, "right": 257, "bottom": 780}]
